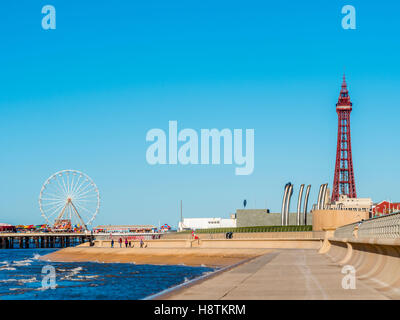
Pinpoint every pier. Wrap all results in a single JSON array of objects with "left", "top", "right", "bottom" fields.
[{"left": 0, "top": 233, "right": 93, "bottom": 249}]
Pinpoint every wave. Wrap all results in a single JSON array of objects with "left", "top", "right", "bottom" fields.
[
  {"left": 12, "top": 259, "right": 33, "bottom": 267},
  {"left": 0, "top": 267, "right": 16, "bottom": 271},
  {"left": 77, "top": 275, "right": 99, "bottom": 279},
  {"left": 0, "top": 279, "right": 18, "bottom": 283},
  {"left": 18, "top": 277, "right": 37, "bottom": 284}
]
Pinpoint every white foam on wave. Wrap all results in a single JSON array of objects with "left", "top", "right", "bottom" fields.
[
  {"left": 18, "top": 277, "right": 37, "bottom": 284},
  {"left": 59, "top": 266, "right": 84, "bottom": 280},
  {"left": 32, "top": 254, "right": 41, "bottom": 260},
  {"left": 35, "top": 284, "right": 58, "bottom": 291},
  {"left": 12, "top": 259, "right": 33, "bottom": 267},
  {"left": 0, "top": 267, "right": 16, "bottom": 271},
  {"left": 71, "top": 267, "right": 83, "bottom": 272},
  {"left": 0, "top": 278, "right": 18, "bottom": 283},
  {"left": 77, "top": 275, "right": 99, "bottom": 279}
]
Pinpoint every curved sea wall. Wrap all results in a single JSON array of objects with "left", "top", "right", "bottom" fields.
[{"left": 321, "top": 212, "right": 400, "bottom": 299}]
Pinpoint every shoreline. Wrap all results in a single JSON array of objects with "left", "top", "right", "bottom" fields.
[
  {"left": 145, "top": 254, "right": 260, "bottom": 300},
  {"left": 40, "top": 247, "right": 272, "bottom": 268}
]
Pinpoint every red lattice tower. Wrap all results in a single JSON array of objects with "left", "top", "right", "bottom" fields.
[{"left": 332, "top": 75, "right": 357, "bottom": 202}]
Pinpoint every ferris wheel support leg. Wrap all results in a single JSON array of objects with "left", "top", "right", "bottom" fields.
[
  {"left": 70, "top": 201, "right": 88, "bottom": 231},
  {"left": 55, "top": 202, "right": 69, "bottom": 222}
]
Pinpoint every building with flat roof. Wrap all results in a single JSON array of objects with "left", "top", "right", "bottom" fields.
[
  {"left": 325, "top": 195, "right": 373, "bottom": 211},
  {"left": 178, "top": 217, "right": 236, "bottom": 231},
  {"left": 372, "top": 201, "right": 400, "bottom": 217},
  {"left": 236, "top": 209, "right": 313, "bottom": 227}
]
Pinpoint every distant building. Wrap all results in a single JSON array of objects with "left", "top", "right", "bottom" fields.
[
  {"left": 178, "top": 217, "right": 236, "bottom": 231},
  {"left": 372, "top": 201, "right": 400, "bottom": 217},
  {"left": 328, "top": 195, "right": 373, "bottom": 211},
  {"left": 0, "top": 223, "right": 15, "bottom": 233},
  {"left": 236, "top": 209, "right": 313, "bottom": 227},
  {"left": 312, "top": 195, "right": 373, "bottom": 231},
  {"left": 93, "top": 225, "right": 157, "bottom": 234}
]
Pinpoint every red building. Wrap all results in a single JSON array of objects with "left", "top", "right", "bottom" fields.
[
  {"left": 372, "top": 201, "right": 400, "bottom": 216},
  {"left": 0, "top": 223, "right": 16, "bottom": 233}
]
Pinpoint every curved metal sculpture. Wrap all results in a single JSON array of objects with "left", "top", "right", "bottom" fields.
[
  {"left": 320, "top": 183, "right": 328, "bottom": 210},
  {"left": 285, "top": 184, "right": 294, "bottom": 226},
  {"left": 316, "top": 184, "right": 324, "bottom": 210},
  {"left": 296, "top": 184, "right": 305, "bottom": 226},
  {"left": 303, "top": 185, "right": 311, "bottom": 225},
  {"left": 281, "top": 184, "right": 290, "bottom": 226},
  {"left": 319, "top": 184, "right": 328, "bottom": 210}
]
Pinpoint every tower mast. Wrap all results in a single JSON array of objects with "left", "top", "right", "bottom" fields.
[{"left": 332, "top": 74, "right": 357, "bottom": 202}]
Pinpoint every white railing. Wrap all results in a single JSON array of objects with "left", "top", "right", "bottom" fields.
[
  {"left": 334, "top": 211, "right": 400, "bottom": 239},
  {"left": 334, "top": 222, "right": 358, "bottom": 239},
  {"left": 358, "top": 211, "right": 400, "bottom": 239}
]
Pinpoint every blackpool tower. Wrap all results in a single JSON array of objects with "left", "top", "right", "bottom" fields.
[{"left": 331, "top": 75, "right": 357, "bottom": 202}]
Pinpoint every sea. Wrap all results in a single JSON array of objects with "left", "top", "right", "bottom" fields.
[{"left": 0, "top": 249, "right": 215, "bottom": 300}]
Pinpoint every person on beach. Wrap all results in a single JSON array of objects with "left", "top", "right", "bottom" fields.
[
  {"left": 140, "top": 239, "right": 144, "bottom": 248},
  {"left": 129, "top": 241, "right": 132, "bottom": 248},
  {"left": 125, "top": 238, "right": 128, "bottom": 248},
  {"left": 111, "top": 239, "right": 114, "bottom": 248},
  {"left": 119, "top": 237, "right": 122, "bottom": 248}
]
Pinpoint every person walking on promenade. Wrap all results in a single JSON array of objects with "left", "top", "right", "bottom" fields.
[
  {"left": 119, "top": 237, "right": 122, "bottom": 248},
  {"left": 125, "top": 238, "right": 128, "bottom": 248},
  {"left": 111, "top": 239, "right": 114, "bottom": 248}
]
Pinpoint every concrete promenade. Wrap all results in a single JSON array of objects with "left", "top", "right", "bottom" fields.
[{"left": 163, "top": 249, "right": 388, "bottom": 300}]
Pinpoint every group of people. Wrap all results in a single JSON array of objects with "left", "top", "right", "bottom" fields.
[{"left": 110, "top": 237, "right": 146, "bottom": 248}]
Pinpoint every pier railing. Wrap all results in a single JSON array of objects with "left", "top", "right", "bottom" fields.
[{"left": 334, "top": 211, "right": 400, "bottom": 239}]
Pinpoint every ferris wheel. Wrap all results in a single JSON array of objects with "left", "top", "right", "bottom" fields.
[{"left": 39, "top": 170, "right": 100, "bottom": 230}]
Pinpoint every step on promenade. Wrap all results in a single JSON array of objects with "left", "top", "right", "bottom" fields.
[{"left": 161, "top": 249, "right": 388, "bottom": 300}]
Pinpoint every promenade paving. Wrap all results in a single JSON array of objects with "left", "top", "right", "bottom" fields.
[{"left": 164, "top": 249, "right": 389, "bottom": 300}]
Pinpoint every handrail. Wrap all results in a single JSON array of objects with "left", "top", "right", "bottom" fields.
[{"left": 334, "top": 211, "right": 400, "bottom": 239}]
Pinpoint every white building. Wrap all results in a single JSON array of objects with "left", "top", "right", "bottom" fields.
[
  {"left": 178, "top": 217, "right": 236, "bottom": 231},
  {"left": 330, "top": 195, "right": 373, "bottom": 211}
]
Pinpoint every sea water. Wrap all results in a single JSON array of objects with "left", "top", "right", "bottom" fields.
[{"left": 0, "top": 249, "right": 214, "bottom": 300}]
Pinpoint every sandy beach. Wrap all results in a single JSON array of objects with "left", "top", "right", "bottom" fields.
[{"left": 40, "top": 247, "right": 272, "bottom": 267}]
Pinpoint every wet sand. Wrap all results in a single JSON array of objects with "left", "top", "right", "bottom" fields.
[{"left": 41, "top": 247, "right": 272, "bottom": 267}]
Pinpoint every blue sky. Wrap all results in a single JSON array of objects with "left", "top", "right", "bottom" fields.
[{"left": 1, "top": 0, "right": 400, "bottom": 227}]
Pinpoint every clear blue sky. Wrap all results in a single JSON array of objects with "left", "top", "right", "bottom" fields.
[{"left": 1, "top": 0, "right": 400, "bottom": 227}]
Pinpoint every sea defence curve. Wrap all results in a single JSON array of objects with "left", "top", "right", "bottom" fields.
[{"left": 41, "top": 212, "right": 400, "bottom": 299}]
